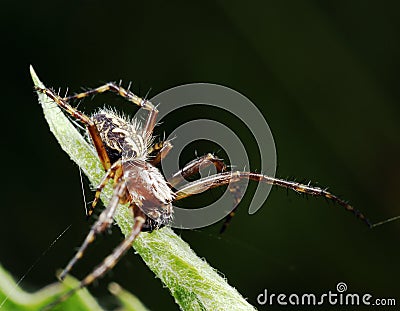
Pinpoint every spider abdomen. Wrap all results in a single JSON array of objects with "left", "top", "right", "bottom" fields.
[{"left": 123, "top": 160, "right": 174, "bottom": 229}]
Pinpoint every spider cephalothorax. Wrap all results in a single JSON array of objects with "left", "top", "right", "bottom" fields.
[
  {"left": 92, "top": 110, "right": 149, "bottom": 162},
  {"left": 35, "top": 81, "right": 372, "bottom": 306}
]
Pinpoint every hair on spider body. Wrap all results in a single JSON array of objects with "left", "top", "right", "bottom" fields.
[{"left": 91, "top": 108, "right": 149, "bottom": 163}]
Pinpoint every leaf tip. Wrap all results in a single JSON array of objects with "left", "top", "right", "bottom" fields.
[{"left": 30, "top": 65, "right": 44, "bottom": 88}]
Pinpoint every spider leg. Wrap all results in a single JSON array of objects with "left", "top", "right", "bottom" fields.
[
  {"left": 147, "top": 140, "right": 173, "bottom": 166},
  {"left": 35, "top": 86, "right": 111, "bottom": 170},
  {"left": 63, "top": 82, "right": 158, "bottom": 136},
  {"left": 89, "top": 159, "right": 123, "bottom": 217},
  {"left": 79, "top": 204, "right": 145, "bottom": 287},
  {"left": 174, "top": 171, "right": 372, "bottom": 227},
  {"left": 59, "top": 176, "right": 127, "bottom": 281},
  {"left": 169, "top": 153, "right": 241, "bottom": 232},
  {"left": 169, "top": 153, "right": 227, "bottom": 187},
  {"left": 45, "top": 205, "right": 146, "bottom": 310}
]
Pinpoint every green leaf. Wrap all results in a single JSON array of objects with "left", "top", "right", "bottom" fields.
[
  {"left": 108, "top": 282, "right": 149, "bottom": 311},
  {"left": 0, "top": 263, "right": 149, "bottom": 311},
  {"left": 0, "top": 263, "right": 103, "bottom": 311},
  {"left": 30, "top": 66, "right": 257, "bottom": 311}
]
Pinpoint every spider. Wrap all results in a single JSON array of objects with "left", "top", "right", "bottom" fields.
[{"left": 35, "top": 82, "right": 372, "bottom": 304}]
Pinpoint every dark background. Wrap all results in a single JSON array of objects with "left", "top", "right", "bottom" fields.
[{"left": 1, "top": 1, "right": 399, "bottom": 310}]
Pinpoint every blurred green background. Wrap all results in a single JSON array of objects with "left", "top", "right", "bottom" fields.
[{"left": 1, "top": 1, "right": 399, "bottom": 310}]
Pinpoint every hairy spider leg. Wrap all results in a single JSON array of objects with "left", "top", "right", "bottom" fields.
[
  {"left": 35, "top": 86, "right": 111, "bottom": 170},
  {"left": 89, "top": 159, "right": 123, "bottom": 217},
  {"left": 169, "top": 153, "right": 227, "bottom": 187},
  {"left": 148, "top": 140, "right": 173, "bottom": 166},
  {"left": 79, "top": 204, "right": 145, "bottom": 284},
  {"left": 44, "top": 205, "right": 146, "bottom": 311},
  {"left": 59, "top": 160, "right": 125, "bottom": 281},
  {"left": 173, "top": 171, "right": 372, "bottom": 228},
  {"left": 168, "top": 153, "right": 242, "bottom": 232},
  {"left": 63, "top": 82, "right": 159, "bottom": 137},
  {"left": 220, "top": 182, "right": 243, "bottom": 233}
]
